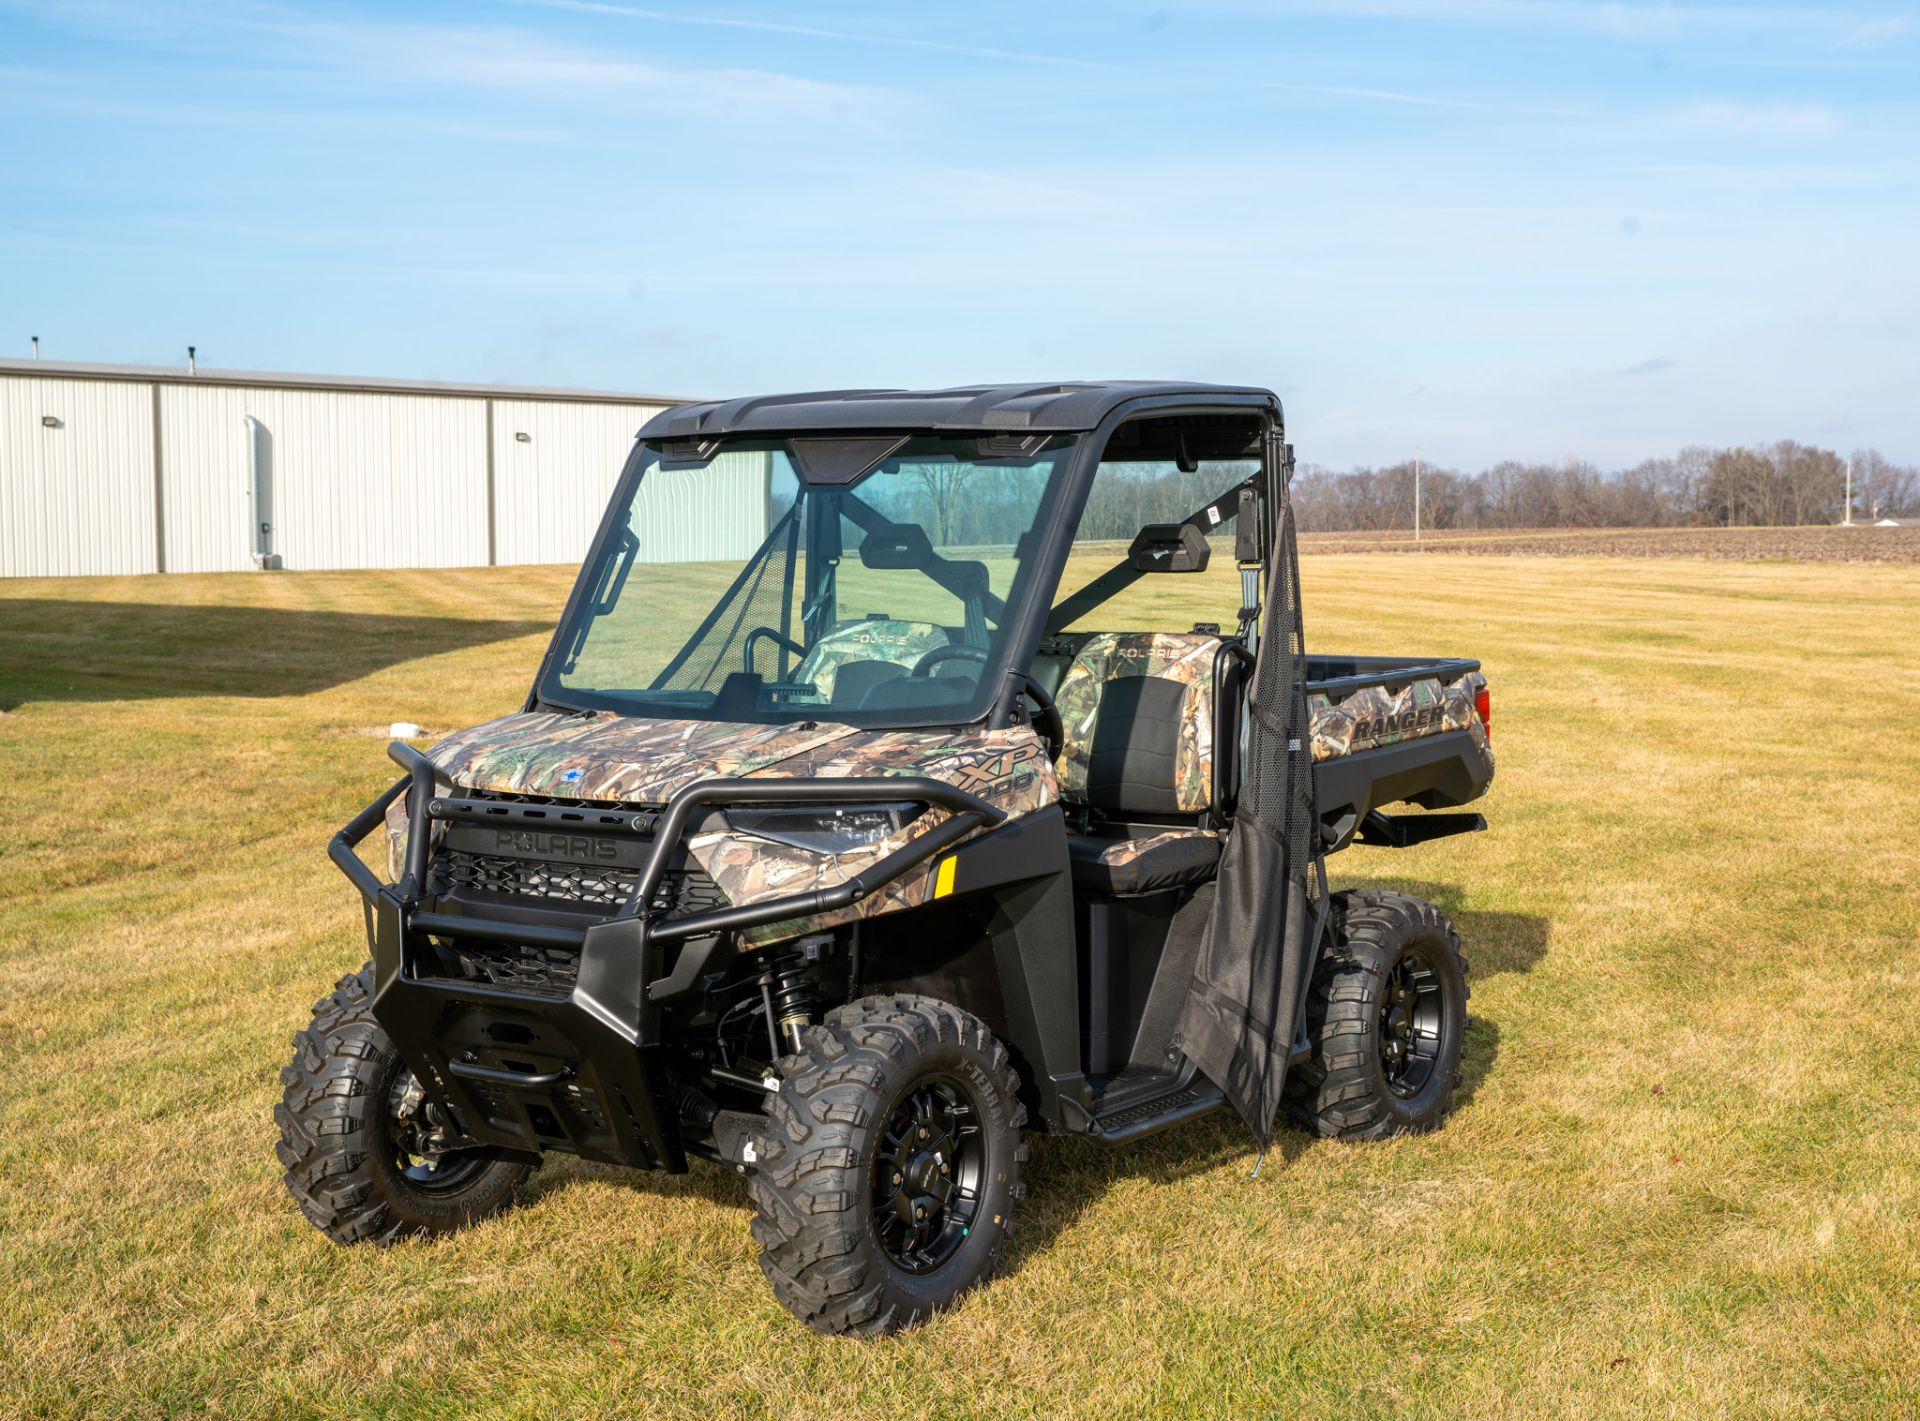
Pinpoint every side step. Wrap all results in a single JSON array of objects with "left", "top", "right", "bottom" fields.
[{"left": 1086, "top": 1075, "right": 1225, "bottom": 1145}]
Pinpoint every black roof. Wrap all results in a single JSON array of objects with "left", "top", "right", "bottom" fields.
[{"left": 637, "top": 381, "right": 1276, "bottom": 440}]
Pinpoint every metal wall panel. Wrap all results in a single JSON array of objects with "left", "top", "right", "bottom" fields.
[
  {"left": 0, "top": 375, "right": 157, "bottom": 577},
  {"left": 1, "top": 370, "right": 714, "bottom": 578},
  {"left": 491, "top": 402, "right": 769, "bottom": 566},
  {"left": 489, "top": 399, "right": 659, "bottom": 566},
  {"left": 625, "top": 448, "right": 773, "bottom": 563},
  {"left": 160, "top": 385, "right": 489, "bottom": 572}
]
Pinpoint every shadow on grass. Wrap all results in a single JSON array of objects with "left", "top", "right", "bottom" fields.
[
  {"left": 525, "top": 1154, "right": 752, "bottom": 1212},
  {"left": 0, "top": 599, "right": 550, "bottom": 707},
  {"left": 1344, "top": 878, "right": 1553, "bottom": 984},
  {"left": 527, "top": 883, "right": 1545, "bottom": 1282}
]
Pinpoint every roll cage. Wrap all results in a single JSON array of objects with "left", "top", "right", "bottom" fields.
[{"left": 523, "top": 385, "right": 1287, "bottom": 736}]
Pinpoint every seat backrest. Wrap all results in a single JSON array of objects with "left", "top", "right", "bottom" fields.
[
  {"left": 1053, "top": 632, "right": 1219, "bottom": 815},
  {"left": 790, "top": 618, "right": 950, "bottom": 702}
]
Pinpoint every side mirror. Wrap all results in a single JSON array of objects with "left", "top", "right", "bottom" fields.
[{"left": 1128, "top": 523, "right": 1211, "bottom": 573}]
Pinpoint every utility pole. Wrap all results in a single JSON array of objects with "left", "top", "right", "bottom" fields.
[
  {"left": 1414, "top": 446, "right": 1422, "bottom": 541},
  {"left": 1843, "top": 456, "right": 1854, "bottom": 526}
]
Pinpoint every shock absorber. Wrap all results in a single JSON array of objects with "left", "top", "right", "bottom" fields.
[{"left": 766, "top": 949, "right": 815, "bottom": 1054}]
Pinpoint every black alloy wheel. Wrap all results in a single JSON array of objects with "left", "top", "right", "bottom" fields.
[
  {"left": 1379, "top": 947, "right": 1446, "bottom": 1098},
  {"left": 870, "top": 1074, "right": 986, "bottom": 1274}
]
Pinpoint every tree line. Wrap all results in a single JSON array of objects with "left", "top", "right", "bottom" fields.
[
  {"left": 1292, "top": 443, "right": 1919, "bottom": 533},
  {"left": 784, "top": 442, "right": 1919, "bottom": 551}
]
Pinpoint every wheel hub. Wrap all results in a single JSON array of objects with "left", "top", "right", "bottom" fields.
[
  {"left": 871, "top": 1076, "right": 983, "bottom": 1274},
  {"left": 386, "top": 1069, "right": 490, "bottom": 1190},
  {"left": 1379, "top": 950, "right": 1444, "bottom": 1098}
]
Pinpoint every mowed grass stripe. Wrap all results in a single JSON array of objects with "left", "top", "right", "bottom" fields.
[{"left": 2, "top": 556, "right": 1917, "bottom": 1419}]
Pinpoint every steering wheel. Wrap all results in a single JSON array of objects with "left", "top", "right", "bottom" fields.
[
  {"left": 908, "top": 643, "right": 990, "bottom": 678},
  {"left": 1018, "top": 673, "right": 1065, "bottom": 763}
]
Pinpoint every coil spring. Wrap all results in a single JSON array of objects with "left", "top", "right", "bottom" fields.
[{"left": 769, "top": 952, "right": 813, "bottom": 1052}]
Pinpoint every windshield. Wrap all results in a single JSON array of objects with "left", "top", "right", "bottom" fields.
[{"left": 540, "top": 435, "right": 1077, "bottom": 726}]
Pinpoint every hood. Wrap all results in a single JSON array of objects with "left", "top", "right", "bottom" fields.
[
  {"left": 413, "top": 709, "right": 1060, "bottom": 951},
  {"left": 424, "top": 710, "right": 868, "bottom": 804}
]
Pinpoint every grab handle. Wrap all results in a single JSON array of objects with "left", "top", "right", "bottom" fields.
[{"left": 448, "top": 1060, "right": 575, "bottom": 1088}]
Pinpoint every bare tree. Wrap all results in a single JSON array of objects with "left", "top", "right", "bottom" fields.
[{"left": 1288, "top": 437, "right": 1906, "bottom": 533}]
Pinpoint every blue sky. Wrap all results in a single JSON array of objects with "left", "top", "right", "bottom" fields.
[{"left": 1, "top": 0, "right": 1914, "bottom": 467}]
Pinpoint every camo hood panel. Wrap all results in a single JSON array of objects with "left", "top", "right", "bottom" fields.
[
  {"left": 1053, "top": 631, "right": 1219, "bottom": 813},
  {"left": 413, "top": 712, "right": 1057, "bottom": 950},
  {"left": 426, "top": 711, "right": 865, "bottom": 804},
  {"left": 691, "top": 727, "right": 1056, "bottom": 946},
  {"left": 1309, "top": 669, "right": 1491, "bottom": 765}
]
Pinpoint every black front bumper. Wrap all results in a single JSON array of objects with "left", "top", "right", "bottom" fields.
[
  {"left": 364, "top": 891, "right": 690, "bottom": 1169},
  {"left": 329, "top": 743, "right": 1003, "bottom": 1172}
]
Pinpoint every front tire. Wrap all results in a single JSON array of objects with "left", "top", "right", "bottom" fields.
[
  {"left": 275, "top": 966, "right": 533, "bottom": 1244},
  {"left": 749, "top": 994, "right": 1029, "bottom": 1337},
  {"left": 1285, "top": 891, "right": 1470, "bottom": 1140}
]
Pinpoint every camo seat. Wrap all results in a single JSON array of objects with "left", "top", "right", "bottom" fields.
[
  {"left": 1053, "top": 632, "right": 1220, "bottom": 816},
  {"left": 1066, "top": 828, "right": 1221, "bottom": 896},
  {"left": 789, "top": 618, "right": 951, "bottom": 707}
]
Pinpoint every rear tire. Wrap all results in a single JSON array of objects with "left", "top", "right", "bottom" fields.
[
  {"left": 749, "top": 994, "right": 1029, "bottom": 1337},
  {"left": 1285, "top": 891, "right": 1469, "bottom": 1140},
  {"left": 275, "top": 966, "right": 533, "bottom": 1244}
]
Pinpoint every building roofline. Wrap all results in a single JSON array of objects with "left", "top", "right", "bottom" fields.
[{"left": 0, "top": 356, "right": 694, "bottom": 408}]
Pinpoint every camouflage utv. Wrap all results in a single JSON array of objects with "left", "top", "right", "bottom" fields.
[{"left": 279, "top": 383, "right": 1494, "bottom": 1335}]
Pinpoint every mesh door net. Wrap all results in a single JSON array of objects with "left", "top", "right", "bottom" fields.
[{"left": 1175, "top": 443, "right": 1326, "bottom": 1148}]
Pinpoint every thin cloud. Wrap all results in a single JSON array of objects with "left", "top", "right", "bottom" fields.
[
  {"left": 1262, "top": 1, "right": 1880, "bottom": 42},
  {"left": 2, "top": 1, "right": 894, "bottom": 123},
  {"left": 1620, "top": 357, "right": 1676, "bottom": 376},
  {"left": 1270, "top": 83, "right": 1838, "bottom": 137},
  {"left": 1835, "top": 16, "right": 1907, "bottom": 48},
  {"left": 494, "top": 0, "right": 1106, "bottom": 69},
  {"left": 1661, "top": 99, "right": 1842, "bottom": 139},
  {"left": 1275, "top": 81, "right": 1596, "bottom": 120},
  {"left": 401, "top": 35, "right": 883, "bottom": 120}
]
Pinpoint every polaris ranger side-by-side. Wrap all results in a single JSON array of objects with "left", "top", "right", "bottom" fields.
[{"left": 279, "top": 383, "right": 1494, "bottom": 1336}]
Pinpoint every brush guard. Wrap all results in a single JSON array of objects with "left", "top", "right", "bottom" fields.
[{"left": 330, "top": 741, "right": 1004, "bottom": 1171}]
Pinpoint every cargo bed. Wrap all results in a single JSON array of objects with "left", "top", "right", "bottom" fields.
[{"left": 1305, "top": 654, "right": 1493, "bottom": 851}]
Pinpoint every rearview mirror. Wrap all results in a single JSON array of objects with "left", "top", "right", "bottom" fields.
[
  {"left": 859, "top": 522, "right": 935, "bottom": 570},
  {"left": 1128, "top": 523, "right": 1211, "bottom": 573}
]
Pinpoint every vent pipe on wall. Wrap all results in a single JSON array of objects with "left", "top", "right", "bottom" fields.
[
  {"left": 245, "top": 415, "right": 280, "bottom": 570},
  {"left": 188, "top": 345, "right": 197, "bottom": 374}
]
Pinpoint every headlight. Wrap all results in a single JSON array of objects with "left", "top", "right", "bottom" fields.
[{"left": 724, "top": 801, "right": 926, "bottom": 854}]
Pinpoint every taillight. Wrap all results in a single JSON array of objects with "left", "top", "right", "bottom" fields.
[{"left": 1474, "top": 686, "right": 1492, "bottom": 740}]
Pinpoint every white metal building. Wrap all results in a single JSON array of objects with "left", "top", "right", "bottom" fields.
[{"left": 0, "top": 358, "right": 767, "bottom": 579}]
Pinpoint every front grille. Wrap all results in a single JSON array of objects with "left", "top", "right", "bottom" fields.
[
  {"left": 430, "top": 853, "right": 726, "bottom": 919},
  {"left": 435, "top": 851, "right": 635, "bottom": 908},
  {"left": 420, "top": 789, "right": 727, "bottom": 1000}
]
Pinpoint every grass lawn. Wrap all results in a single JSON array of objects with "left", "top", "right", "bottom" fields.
[{"left": 3, "top": 554, "right": 1918, "bottom": 1419}]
